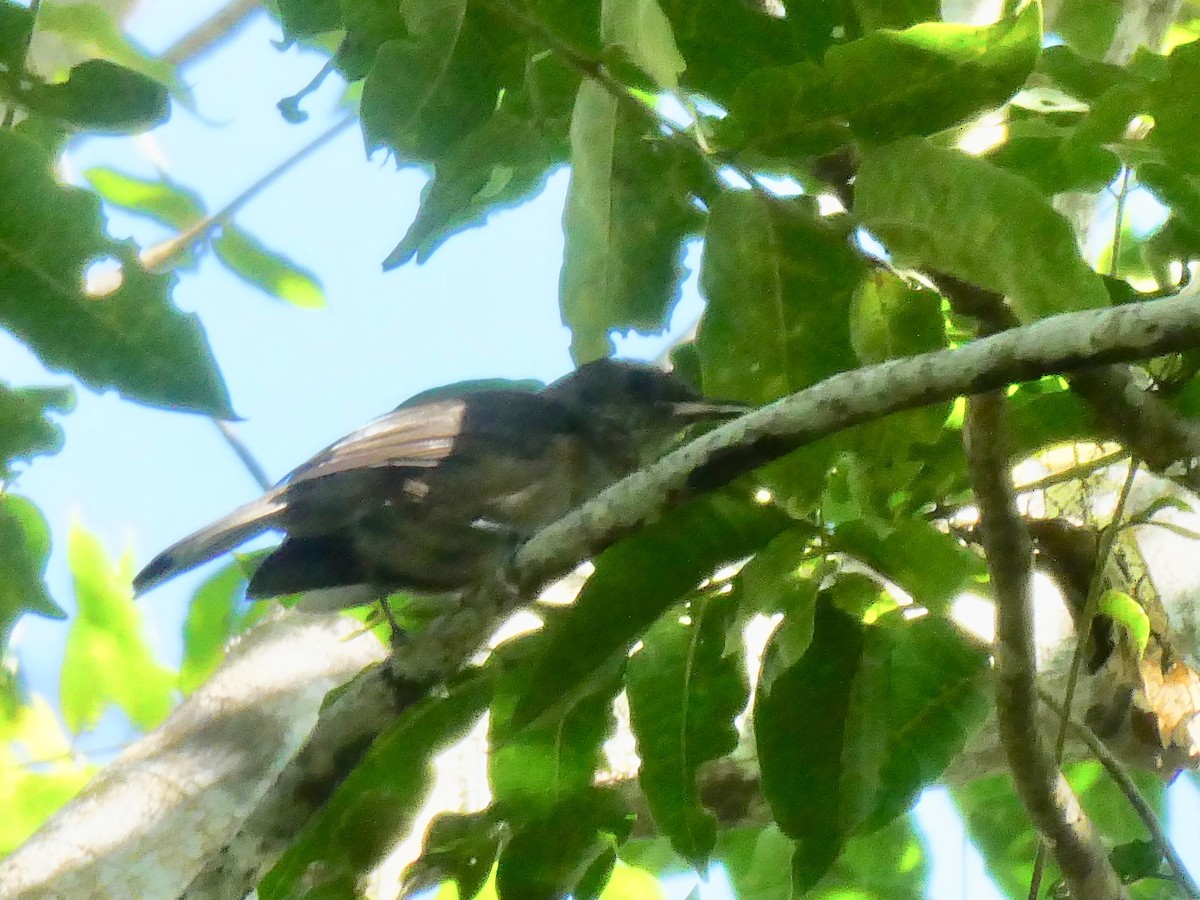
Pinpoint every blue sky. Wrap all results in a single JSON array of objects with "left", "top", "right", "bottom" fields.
[{"left": 4, "top": 2, "right": 1197, "bottom": 896}]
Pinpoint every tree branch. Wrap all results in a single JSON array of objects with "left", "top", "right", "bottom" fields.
[
  {"left": 964, "top": 391, "right": 1128, "bottom": 899},
  {"left": 13, "top": 288, "right": 1200, "bottom": 898}
]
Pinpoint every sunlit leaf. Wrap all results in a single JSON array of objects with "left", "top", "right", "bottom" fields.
[
  {"left": 84, "top": 167, "right": 204, "bottom": 231},
  {"left": 856, "top": 138, "right": 1110, "bottom": 321},
  {"left": 213, "top": 226, "right": 326, "bottom": 309},
  {"left": 560, "top": 81, "right": 702, "bottom": 363},
  {"left": 60, "top": 522, "right": 175, "bottom": 733}
]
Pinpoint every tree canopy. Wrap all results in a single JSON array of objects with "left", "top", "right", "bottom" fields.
[{"left": 3, "top": 0, "right": 1200, "bottom": 898}]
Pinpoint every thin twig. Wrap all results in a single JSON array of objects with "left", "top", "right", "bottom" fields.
[
  {"left": 1027, "top": 457, "right": 1140, "bottom": 897},
  {"left": 211, "top": 419, "right": 272, "bottom": 492},
  {"left": 162, "top": 0, "right": 260, "bottom": 68},
  {"left": 1037, "top": 688, "right": 1200, "bottom": 898},
  {"left": 140, "top": 114, "right": 355, "bottom": 271},
  {"left": 481, "top": 0, "right": 771, "bottom": 202}
]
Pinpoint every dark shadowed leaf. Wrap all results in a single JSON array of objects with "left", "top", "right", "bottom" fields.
[
  {"left": 0, "top": 131, "right": 232, "bottom": 416},
  {"left": 213, "top": 226, "right": 326, "bottom": 309},
  {"left": 560, "top": 81, "right": 702, "bottom": 363},
  {"left": 511, "top": 492, "right": 790, "bottom": 730},
  {"left": 856, "top": 138, "right": 1110, "bottom": 321},
  {"left": 60, "top": 523, "right": 175, "bottom": 733},
  {"left": 359, "top": 1, "right": 522, "bottom": 161},
  {"left": 850, "top": 0, "right": 938, "bottom": 31},
  {"left": 0, "top": 1, "right": 33, "bottom": 70},
  {"left": 626, "top": 592, "right": 748, "bottom": 869},
  {"left": 658, "top": 0, "right": 837, "bottom": 105},
  {"left": 21, "top": 59, "right": 169, "bottom": 134},
  {"left": 0, "top": 382, "right": 73, "bottom": 479},
  {"left": 385, "top": 110, "right": 563, "bottom": 269},
  {"left": 0, "top": 495, "right": 65, "bottom": 653},
  {"left": 823, "top": 5, "right": 1041, "bottom": 145},
  {"left": 400, "top": 809, "right": 504, "bottom": 900},
  {"left": 495, "top": 789, "right": 632, "bottom": 900},
  {"left": 276, "top": 0, "right": 342, "bottom": 38},
  {"left": 259, "top": 671, "right": 492, "bottom": 899},
  {"left": 755, "top": 601, "right": 988, "bottom": 889}
]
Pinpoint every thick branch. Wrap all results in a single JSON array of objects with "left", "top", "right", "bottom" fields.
[
  {"left": 964, "top": 392, "right": 1128, "bottom": 899},
  {"left": 14, "top": 289, "right": 1200, "bottom": 898},
  {"left": 0, "top": 611, "right": 386, "bottom": 900},
  {"left": 519, "top": 286, "right": 1200, "bottom": 585}
]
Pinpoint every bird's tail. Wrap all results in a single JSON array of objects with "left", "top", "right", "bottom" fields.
[{"left": 133, "top": 492, "right": 287, "bottom": 595}]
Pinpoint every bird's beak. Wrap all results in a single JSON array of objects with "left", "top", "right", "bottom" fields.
[{"left": 668, "top": 399, "right": 751, "bottom": 423}]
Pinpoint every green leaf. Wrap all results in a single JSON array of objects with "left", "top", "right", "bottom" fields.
[
  {"left": 179, "top": 562, "right": 247, "bottom": 695},
  {"left": 260, "top": 671, "right": 492, "bottom": 899},
  {"left": 833, "top": 519, "right": 985, "bottom": 613},
  {"left": 275, "top": 0, "right": 343, "bottom": 39},
  {"left": 60, "top": 522, "right": 175, "bottom": 733},
  {"left": 0, "top": 495, "right": 65, "bottom": 653},
  {"left": 1053, "top": 0, "right": 1124, "bottom": 59},
  {"left": 359, "top": 0, "right": 521, "bottom": 161},
  {"left": 850, "top": 0, "right": 938, "bottom": 31},
  {"left": 626, "top": 592, "right": 747, "bottom": 869},
  {"left": 512, "top": 492, "right": 790, "bottom": 730},
  {"left": 489, "top": 636, "right": 620, "bottom": 818},
  {"left": 697, "top": 192, "right": 865, "bottom": 404},
  {"left": 84, "top": 167, "right": 205, "bottom": 231},
  {"left": 384, "top": 110, "right": 563, "bottom": 269},
  {"left": 755, "top": 602, "right": 988, "bottom": 890},
  {"left": 823, "top": 5, "right": 1042, "bottom": 145},
  {"left": 659, "top": 0, "right": 837, "bottom": 105},
  {"left": 856, "top": 138, "right": 1110, "bottom": 321},
  {"left": 600, "top": 0, "right": 686, "bottom": 90},
  {"left": 734, "top": 528, "right": 822, "bottom": 678},
  {"left": 724, "top": 63, "right": 848, "bottom": 158},
  {"left": 0, "top": 381, "right": 74, "bottom": 479},
  {"left": 718, "top": 816, "right": 928, "bottom": 900},
  {"left": 21, "top": 59, "right": 169, "bottom": 134},
  {"left": 0, "top": 0, "right": 33, "bottom": 71},
  {"left": 495, "top": 789, "right": 632, "bottom": 900},
  {"left": 212, "top": 226, "right": 326, "bottom": 309},
  {"left": 985, "top": 117, "right": 1121, "bottom": 194},
  {"left": 402, "top": 810, "right": 504, "bottom": 900},
  {"left": 35, "top": 2, "right": 182, "bottom": 96},
  {"left": 0, "top": 131, "right": 232, "bottom": 416},
  {"left": 1097, "top": 589, "right": 1150, "bottom": 657},
  {"left": 560, "top": 81, "right": 702, "bottom": 363},
  {"left": 849, "top": 271, "right": 945, "bottom": 365}
]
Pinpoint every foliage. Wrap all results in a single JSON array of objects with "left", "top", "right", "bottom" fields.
[{"left": 3, "top": 0, "right": 1200, "bottom": 898}]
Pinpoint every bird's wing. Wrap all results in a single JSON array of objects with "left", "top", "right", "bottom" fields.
[{"left": 284, "top": 397, "right": 472, "bottom": 485}]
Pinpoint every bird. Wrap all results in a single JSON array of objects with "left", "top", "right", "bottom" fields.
[{"left": 133, "top": 359, "right": 747, "bottom": 606}]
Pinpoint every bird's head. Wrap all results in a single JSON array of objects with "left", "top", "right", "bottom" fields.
[{"left": 544, "top": 359, "right": 748, "bottom": 463}]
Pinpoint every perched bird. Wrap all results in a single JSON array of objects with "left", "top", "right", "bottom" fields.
[{"left": 134, "top": 359, "right": 746, "bottom": 605}]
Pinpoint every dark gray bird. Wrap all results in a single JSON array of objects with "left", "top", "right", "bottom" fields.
[{"left": 134, "top": 359, "right": 745, "bottom": 604}]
